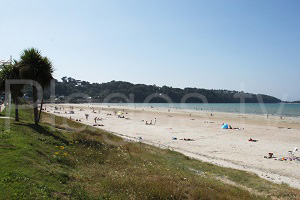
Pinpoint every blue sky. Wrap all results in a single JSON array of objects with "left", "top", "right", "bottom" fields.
[{"left": 1, "top": 0, "right": 300, "bottom": 101}]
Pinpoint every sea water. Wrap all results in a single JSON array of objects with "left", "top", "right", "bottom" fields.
[{"left": 90, "top": 103, "right": 300, "bottom": 117}]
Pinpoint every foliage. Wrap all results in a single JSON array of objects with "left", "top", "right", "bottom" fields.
[
  {"left": 0, "top": 62, "right": 23, "bottom": 121},
  {"left": 52, "top": 77, "right": 281, "bottom": 103},
  {"left": 18, "top": 48, "right": 54, "bottom": 87},
  {"left": 0, "top": 62, "right": 23, "bottom": 100},
  {"left": 18, "top": 47, "right": 54, "bottom": 124}
]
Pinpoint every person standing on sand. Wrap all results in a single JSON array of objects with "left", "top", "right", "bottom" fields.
[{"left": 154, "top": 118, "right": 156, "bottom": 125}]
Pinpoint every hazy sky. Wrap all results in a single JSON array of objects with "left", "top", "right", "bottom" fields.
[{"left": 1, "top": 0, "right": 300, "bottom": 101}]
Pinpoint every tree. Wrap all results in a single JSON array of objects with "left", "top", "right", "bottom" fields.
[
  {"left": 61, "top": 76, "right": 67, "bottom": 83},
  {"left": 0, "top": 62, "right": 23, "bottom": 121},
  {"left": 18, "top": 48, "right": 54, "bottom": 124}
]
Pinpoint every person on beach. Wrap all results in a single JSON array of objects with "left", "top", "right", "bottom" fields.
[
  {"left": 154, "top": 118, "right": 156, "bottom": 125},
  {"left": 85, "top": 114, "right": 89, "bottom": 120}
]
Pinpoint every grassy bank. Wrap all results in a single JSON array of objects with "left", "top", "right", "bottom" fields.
[{"left": 0, "top": 107, "right": 299, "bottom": 199}]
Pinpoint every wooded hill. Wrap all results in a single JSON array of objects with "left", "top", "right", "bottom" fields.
[{"left": 47, "top": 77, "right": 282, "bottom": 103}]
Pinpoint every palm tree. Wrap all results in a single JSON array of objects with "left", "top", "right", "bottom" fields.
[
  {"left": 0, "top": 62, "right": 23, "bottom": 121},
  {"left": 18, "top": 48, "right": 54, "bottom": 124}
]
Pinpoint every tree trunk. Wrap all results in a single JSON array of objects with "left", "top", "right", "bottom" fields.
[
  {"left": 38, "top": 96, "right": 44, "bottom": 123},
  {"left": 15, "top": 96, "right": 19, "bottom": 121},
  {"left": 32, "top": 86, "right": 39, "bottom": 125}
]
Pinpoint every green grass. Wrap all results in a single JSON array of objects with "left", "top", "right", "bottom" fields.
[{"left": 0, "top": 106, "right": 300, "bottom": 199}]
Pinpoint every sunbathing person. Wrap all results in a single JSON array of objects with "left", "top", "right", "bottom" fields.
[
  {"left": 248, "top": 138, "right": 258, "bottom": 142},
  {"left": 93, "top": 124, "right": 104, "bottom": 126},
  {"left": 179, "top": 138, "right": 195, "bottom": 141},
  {"left": 264, "top": 153, "right": 274, "bottom": 159}
]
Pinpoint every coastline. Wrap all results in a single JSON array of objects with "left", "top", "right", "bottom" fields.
[
  {"left": 46, "top": 103, "right": 300, "bottom": 189},
  {"left": 84, "top": 103, "right": 300, "bottom": 118}
]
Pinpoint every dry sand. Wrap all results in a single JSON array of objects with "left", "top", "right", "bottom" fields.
[{"left": 46, "top": 103, "right": 300, "bottom": 188}]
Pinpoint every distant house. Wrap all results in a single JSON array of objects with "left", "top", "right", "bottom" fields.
[
  {"left": 76, "top": 80, "right": 82, "bottom": 85},
  {"left": 0, "top": 56, "right": 12, "bottom": 66}
]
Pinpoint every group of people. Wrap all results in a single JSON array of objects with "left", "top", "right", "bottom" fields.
[
  {"left": 94, "top": 117, "right": 103, "bottom": 123},
  {"left": 145, "top": 118, "right": 156, "bottom": 125},
  {"left": 54, "top": 105, "right": 65, "bottom": 111}
]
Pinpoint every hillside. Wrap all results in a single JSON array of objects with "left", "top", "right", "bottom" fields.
[
  {"left": 45, "top": 77, "right": 281, "bottom": 103},
  {"left": 1, "top": 107, "right": 300, "bottom": 199}
]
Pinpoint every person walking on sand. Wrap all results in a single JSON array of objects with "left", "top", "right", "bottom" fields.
[
  {"left": 85, "top": 114, "right": 89, "bottom": 120},
  {"left": 154, "top": 118, "right": 156, "bottom": 125}
]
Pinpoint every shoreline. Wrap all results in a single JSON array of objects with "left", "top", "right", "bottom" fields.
[
  {"left": 46, "top": 103, "right": 300, "bottom": 189},
  {"left": 84, "top": 103, "right": 300, "bottom": 118}
]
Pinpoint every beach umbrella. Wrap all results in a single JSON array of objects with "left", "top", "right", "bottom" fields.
[
  {"left": 117, "top": 111, "right": 123, "bottom": 116},
  {"left": 222, "top": 124, "right": 229, "bottom": 129}
]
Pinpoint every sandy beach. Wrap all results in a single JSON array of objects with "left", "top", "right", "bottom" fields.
[{"left": 46, "top": 103, "right": 300, "bottom": 188}]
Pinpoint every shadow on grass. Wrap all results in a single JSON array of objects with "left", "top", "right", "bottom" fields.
[{"left": 15, "top": 122, "right": 69, "bottom": 144}]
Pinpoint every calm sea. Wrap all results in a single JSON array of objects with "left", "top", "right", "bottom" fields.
[{"left": 89, "top": 103, "right": 300, "bottom": 117}]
